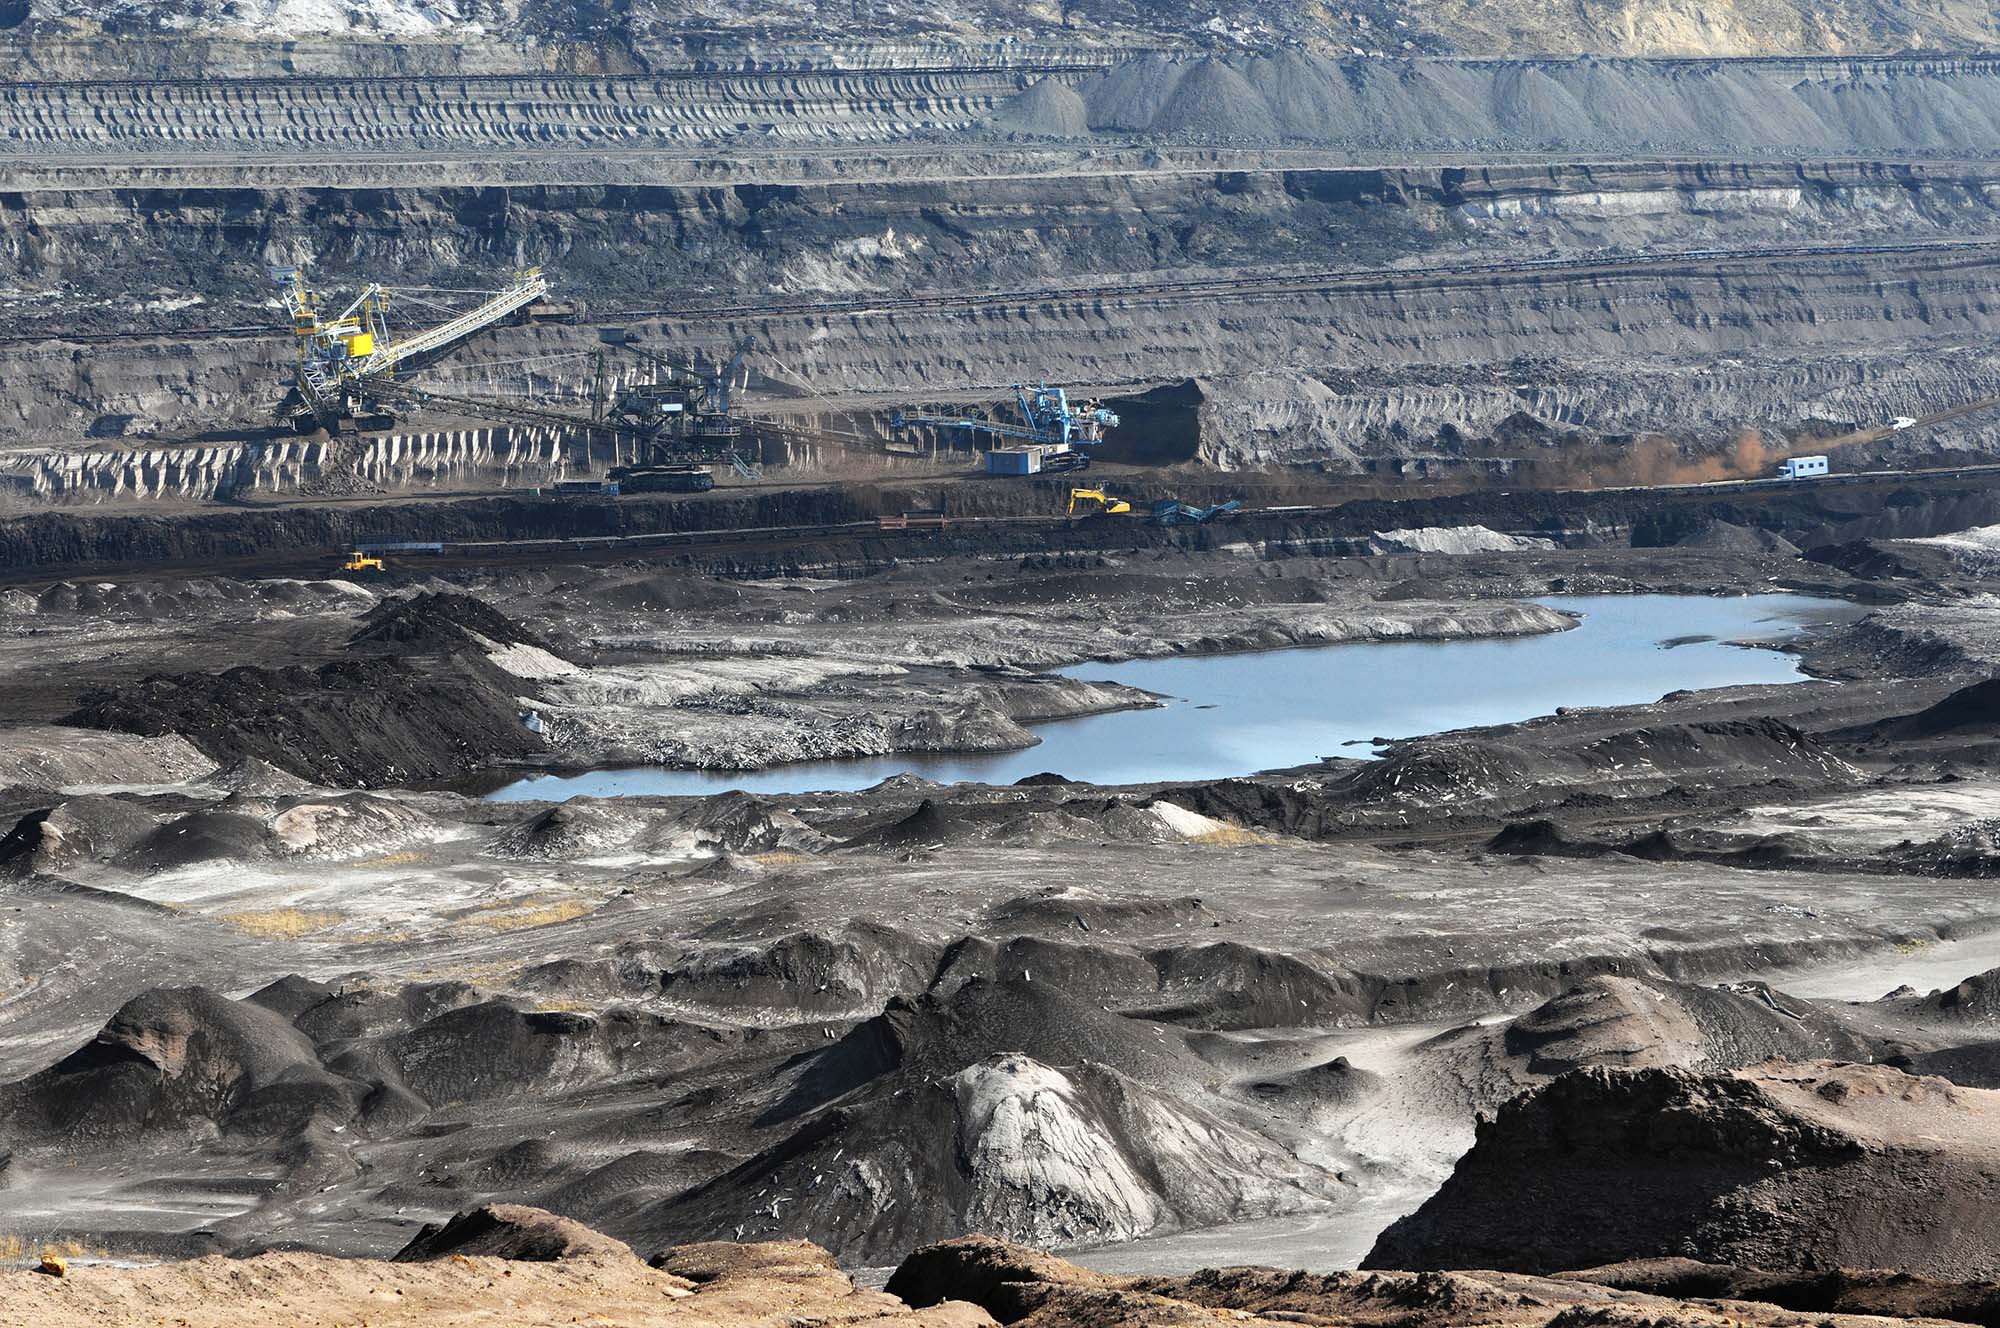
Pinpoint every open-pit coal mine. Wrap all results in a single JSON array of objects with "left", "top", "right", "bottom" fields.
[{"left": 18, "top": 2, "right": 2000, "bottom": 1325}]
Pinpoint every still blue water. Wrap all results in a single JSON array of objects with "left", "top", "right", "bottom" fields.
[{"left": 487, "top": 594, "right": 1864, "bottom": 800}]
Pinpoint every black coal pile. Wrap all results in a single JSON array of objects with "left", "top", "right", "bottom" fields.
[
  {"left": 347, "top": 591, "right": 553, "bottom": 654},
  {"left": 60, "top": 654, "right": 541, "bottom": 787}
]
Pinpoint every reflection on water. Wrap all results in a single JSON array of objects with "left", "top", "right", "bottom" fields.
[{"left": 487, "top": 594, "right": 1865, "bottom": 801}]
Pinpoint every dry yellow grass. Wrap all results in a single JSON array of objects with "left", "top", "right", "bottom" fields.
[
  {"left": 1188, "top": 826, "right": 1274, "bottom": 847},
  {"left": 464, "top": 899, "right": 594, "bottom": 932},
  {"left": 748, "top": 851, "right": 808, "bottom": 867},
  {"left": 217, "top": 908, "right": 341, "bottom": 939},
  {"left": 0, "top": 1236, "right": 99, "bottom": 1265},
  {"left": 399, "top": 958, "right": 516, "bottom": 985}
]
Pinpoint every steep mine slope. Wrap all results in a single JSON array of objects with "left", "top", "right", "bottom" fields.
[{"left": 1366, "top": 1061, "right": 2000, "bottom": 1278}]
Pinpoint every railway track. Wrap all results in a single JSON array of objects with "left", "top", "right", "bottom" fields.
[{"left": 12, "top": 237, "right": 2000, "bottom": 353}]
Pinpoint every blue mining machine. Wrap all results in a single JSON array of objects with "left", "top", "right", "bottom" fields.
[{"left": 891, "top": 384, "right": 1119, "bottom": 475}]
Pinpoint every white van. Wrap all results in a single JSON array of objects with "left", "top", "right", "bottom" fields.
[{"left": 1777, "top": 455, "right": 1829, "bottom": 480}]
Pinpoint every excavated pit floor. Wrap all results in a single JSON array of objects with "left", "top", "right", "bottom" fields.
[{"left": 4, "top": 535, "right": 2000, "bottom": 1269}]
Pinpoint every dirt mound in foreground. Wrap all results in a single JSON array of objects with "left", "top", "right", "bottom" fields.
[
  {"left": 1366, "top": 1061, "right": 2000, "bottom": 1278},
  {"left": 395, "top": 1204, "right": 634, "bottom": 1262},
  {"left": 3, "top": 1223, "right": 980, "bottom": 1327},
  {"left": 17, "top": 1222, "right": 2000, "bottom": 1327},
  {"left": 1566, "top": 1258, "right": 2000, "bottom": 1326},
  {"left": 889, "top": 1234, "right": 2000, "bottom": 1328}
]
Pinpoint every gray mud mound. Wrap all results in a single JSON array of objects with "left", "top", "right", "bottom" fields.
[
  {"left": 493, "top": 801, "right": 648, "bottom": 860},
  {"left": 1366, "top": 1061, "right": 2000, "bottom": 1278},
  {"left": 1868, "top": 679, "right": 2000, "bottom": 740},
  {"left": 637, "top": 978, "right": 1338, "bottom": 1260},
  {"left": 1234, "top": 1054, "right": 1381, "bottom": 1126},
  {"left": 1500, "top": 976, "right": 1878, "bottom": 1075},
  {"left": 641, "top": 1049, "right": 1337, "bottom": 1262},
  {"left": 844, "top": 797, "right": 975, "bottom": 849},
  {"left": 201, "top": 757, "right": 317, "bottom": 796},
  {"left": 286, "top": 979, "right": 485, "bottom": 1043},
  {"left": 134, "top": 808, "right": 276, "bottom": 870},
  {"left": 1148, "top": 59, "right": 1281, "bottom": 141},
  {"left": 657, "top": 791, "right": 831, "bottom": 856},
  {"left": 1137, "top": 941, "right": 1369, "bottom": 1029},
  {"left": 658, "top": 923, "right": 940, "bottom": 1018},
  {"left": 1485, "top": 819, "right": 1598, "bottom": 857},
  {"left": 982, "top": 887, "right": 1218, "bottom": 934},
  {"left": 1896, "top": 967, "right": 2000, "bottom": 1023},
  {"left": 394, "top": 1204, "right": 635, "bottom": 1263},
  {"left": 991, "top": 77, "right": 1090, "bottom": 137},
  {"left": 1335, "top": 719, "right": 1859, "bottom": 823},
  {"left": 0, "top": 987, "right": 351, "bottom": 1144},
  {"left": 244, "top": 974, "right": 340, "bottom": 1022},
  {"left": 0, "top": 795, "right": 160, "bottom": 876},
  {"left": 27, "top": 578, "right": 368, "bottom": 621},
  {"left": 359, "top": 1003, "right": 702, "bottom": 1106},
  {"left": 930, "top": 934, "right": 1163, "bottom": 1007},
  {"left": 777, "top": 978, "right": 1207, "bottom": 1120},
  {"left": 1803, "top": 540, "right": 1961, "bottom": 583},
  {"left": 1674, "top": 520, "right": 1802, "bottom": 555}
]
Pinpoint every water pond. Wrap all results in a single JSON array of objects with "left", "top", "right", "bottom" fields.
[{"left": 487, "top": 593, "right": 1865, "bottom": 801}]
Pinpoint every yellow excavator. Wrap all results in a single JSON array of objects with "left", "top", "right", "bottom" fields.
[{"left": 1068, "top": 487, "right": 1131, "bottom": 516}]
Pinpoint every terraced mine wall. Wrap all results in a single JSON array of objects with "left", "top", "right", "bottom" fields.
[
  {"left": 15, "top": 245, "right": 2000, "bottom": 469},
  {"left": 12, "top": 55, "right": 2000, "bottom": 161},
  {"left": 11, "top": 160, "right": 1999, "bottom": 338},
  {"left": 18, "top": 57, "right": 2000, "bottom": 469}
]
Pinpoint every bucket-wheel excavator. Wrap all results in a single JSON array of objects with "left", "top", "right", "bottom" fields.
[
  {"left": 274, "top": 265, "right": 550, "bottom": 433},
  {"left": 272, "top": 266, "right": 761, "bottom": 490}
]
